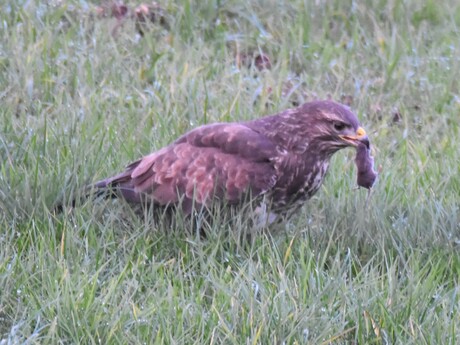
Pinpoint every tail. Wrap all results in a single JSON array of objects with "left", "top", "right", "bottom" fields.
[
  {"left": 53, "top": 162, "right": 142, "bottom": 213},
  {"left": 52, "top": 179, "right": 114, "bottom": 213}
]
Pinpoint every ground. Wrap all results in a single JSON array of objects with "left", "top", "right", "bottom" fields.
[{"left": 0, "top": 0, "right": 459, "bottom": 343}]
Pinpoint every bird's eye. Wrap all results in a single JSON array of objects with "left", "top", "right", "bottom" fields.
[{"left": 333, "top": 122, "right": 347, "bottom": 131}]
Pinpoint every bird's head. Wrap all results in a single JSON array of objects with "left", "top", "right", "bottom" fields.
[{"left": 299, "top": 101, "right": 369, "bottom": 154}]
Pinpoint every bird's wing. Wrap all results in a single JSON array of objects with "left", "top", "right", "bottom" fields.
[{"left": 96, "top": 123, "right": 278, "bottom": 213}]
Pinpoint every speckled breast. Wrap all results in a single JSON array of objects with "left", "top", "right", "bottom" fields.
[{"left": 270, "top": 160, "right": 330, "bottom": 216}]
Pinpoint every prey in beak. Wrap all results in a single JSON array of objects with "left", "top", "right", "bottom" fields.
[{"left": 340, "top": 127, "right": 369, "bottom": 148}]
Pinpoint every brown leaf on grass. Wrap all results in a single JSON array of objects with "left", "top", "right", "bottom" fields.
[
  {"left": 94, "top": 2, "right": 129, "bottom": 37},
  {"left": 363, "top": 310, "right": 381, "bottom": 338},
  {"left": 95, "top": 2, "right": 128, "bottom": 19},
  {"left": 95, "top": 1, "right": 170, "bottom": 36},
  {"left": 236, "top": 52, "right": 272, "bottom": 71},
  {"left": 135, "top": 2, "right": 170, "bottom": 35},
  {"left": 253, "top": 54, "right": 272, "bottom": 71},
  {"left": 112, "top": 3, "right": 129, "bottom": 20},
  {"left": 392, "top": 109, "right": 402, "bottom": 124},
  {"left": 340, "top": 94, "right": 354, "bottom": 106}
]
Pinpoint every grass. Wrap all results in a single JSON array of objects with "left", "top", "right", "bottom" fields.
[{"left": 1, "top": 0, "right": 459, "bottom": 343}]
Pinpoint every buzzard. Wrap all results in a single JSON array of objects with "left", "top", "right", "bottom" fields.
[{"left": 67, "top": 100, "right": 371, "bottom": 224}]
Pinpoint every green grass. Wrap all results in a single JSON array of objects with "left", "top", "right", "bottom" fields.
[{"left": 1, "top": 0, "right": 459, "bottom": 343}]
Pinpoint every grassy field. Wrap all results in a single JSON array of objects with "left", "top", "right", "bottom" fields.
[{"left": 1, "top": 0, "right": 459, "bottom": 343}]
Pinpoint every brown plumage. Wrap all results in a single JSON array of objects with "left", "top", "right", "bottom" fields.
[{"left": 71, "top": 100, "right": 370, "bottom": 222}]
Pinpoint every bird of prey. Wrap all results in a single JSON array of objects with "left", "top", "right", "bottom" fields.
[{"left": 67, "top": 100, "right": 370, "bottom": 224}]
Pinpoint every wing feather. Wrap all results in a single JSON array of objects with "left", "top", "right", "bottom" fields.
[{"left": 96, "top": 123, "right": 278, "bottom": 213}]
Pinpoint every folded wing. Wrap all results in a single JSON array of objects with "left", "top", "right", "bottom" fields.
[{"left": 94, "top": 123, "right": 278, "bottom": 213}]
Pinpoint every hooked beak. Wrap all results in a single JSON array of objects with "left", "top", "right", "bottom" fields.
[{"left": 340, "top": 127, "right": 369, "bottom": 148}]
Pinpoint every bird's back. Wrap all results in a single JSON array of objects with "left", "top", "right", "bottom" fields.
[{"left": 93, "top": 122, "right": 279, "bottom": 214}]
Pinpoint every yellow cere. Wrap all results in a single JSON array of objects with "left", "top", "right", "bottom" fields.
[{"left": 356, "top": 127, "right": 366, "bottom": 138}]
